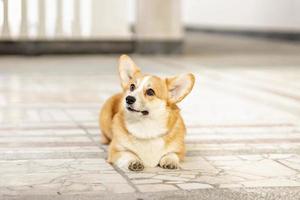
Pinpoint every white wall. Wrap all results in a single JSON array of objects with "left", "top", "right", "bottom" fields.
[{"left": 183, "top": 0, "right": 300, "bottom": 32}]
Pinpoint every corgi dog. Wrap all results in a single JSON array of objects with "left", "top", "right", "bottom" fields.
[{"left": 100, "top": 55, "right": 195, "bottom": 171}]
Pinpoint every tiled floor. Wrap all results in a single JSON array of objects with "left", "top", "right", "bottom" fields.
[{"left": 1, "top": 41, "right": 300, "bottom": 199}]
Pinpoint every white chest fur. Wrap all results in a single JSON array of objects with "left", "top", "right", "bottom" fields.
[
  {"left": 125, "top": 116, "right": 168, "bottom": 139},
  {"left": 128, "top": 137, "right": 165, "bottom": 167}
]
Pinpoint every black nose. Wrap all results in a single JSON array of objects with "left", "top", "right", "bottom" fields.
[{"left": 126, "top": 96, "right": 136, "bottom": 105}]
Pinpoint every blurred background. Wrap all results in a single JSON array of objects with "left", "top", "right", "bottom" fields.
[{"left": 0, "top": 0, "right": 299, "bottom": 54}]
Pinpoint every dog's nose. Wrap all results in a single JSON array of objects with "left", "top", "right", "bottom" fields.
[{"left": 126, "top": 96, "right": 136, "bottom": 105}]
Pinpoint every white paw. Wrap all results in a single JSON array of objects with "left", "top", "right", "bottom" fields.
[
  {"left": 128, "top": 159, "right": 144, "bottom": 171},
  {"left": 159, "top": 154, "right": 180, "bottom": 169}
]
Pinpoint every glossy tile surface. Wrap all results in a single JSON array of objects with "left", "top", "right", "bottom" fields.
[{"left": 0, "top": 52, "right": 300, "bottom": 199}]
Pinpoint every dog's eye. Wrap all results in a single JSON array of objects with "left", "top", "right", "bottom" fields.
[
  {"left": 146, "top": 89, "right": 155, "bottom": 96},
  {"left": 130, "top": 84, "right": 135, "bottom": 92}
]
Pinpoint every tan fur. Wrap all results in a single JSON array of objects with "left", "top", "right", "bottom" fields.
[
  {"left": 99, "top": 94, "right": 122, "bottom": 144},
  {"left": 99, "top": 55, "right": 195, "bottom": 170}
]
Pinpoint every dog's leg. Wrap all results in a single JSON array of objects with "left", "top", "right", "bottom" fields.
[
  {"left": 114, "top": 151, "right": 144, "bottom": 171},
  {"left": 159, "top": 153, "right": 180, "bottom": 169}
]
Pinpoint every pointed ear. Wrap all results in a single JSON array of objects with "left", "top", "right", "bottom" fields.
[
  {"left": 167, "top": 73, "right": 195, "bottom": 103},
  {"left": 118, "top": 55, "right": 141, "bottom": 88}
]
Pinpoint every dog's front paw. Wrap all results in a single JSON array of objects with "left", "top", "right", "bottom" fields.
[
  {"left": 159, "top": 154, "right": 180, "bottom": 170},
  {"left": 160, "top": 160, "right": 180, "bottom": 169},
  {"left": 128, "top": 160, "right": 144, "bottom": 171}
]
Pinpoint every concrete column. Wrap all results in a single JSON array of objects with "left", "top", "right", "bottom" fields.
[
  {"left": 55, "top": 0, "right": 64, "bottom": 38},
  {"left": 90, "top": 0, "right": 131, "bottom": 39},
  {"left": 135, "top": 0, "right": 183, "bottom": 53},
  {"left": 38, "top": 0, "right": 46, "bottom": 39},
  {"left": 1, "top": 0, "right": 10, "bottom": 39},
  {"left": 20, "top": 0, "right": 29, "bottom": 39},
  {"left": 72, "top": 0, "right": 81, "bottom": 38}
]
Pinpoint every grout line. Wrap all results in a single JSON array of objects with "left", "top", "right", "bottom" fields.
[
  {"left": 63, "top": 110, "right": 141, "bottom": 193},
  {"left": 274, "top": 159, "right": 300, "bottom": 173},
  {"left": 62, "top": 109, "right": 106, "bottom": 152},
  {"left": 112, "top": 165, "right": 141, "bottom": 193}
]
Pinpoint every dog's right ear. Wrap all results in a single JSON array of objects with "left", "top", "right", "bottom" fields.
[{"left": 118, "top": 55, "right": 141, "bottom": 88}]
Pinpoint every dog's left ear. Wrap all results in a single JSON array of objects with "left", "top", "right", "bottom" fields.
[
  {"left": 167, "top": 73, "right": 195, "bottom": 103},
  {"left": 118, "top": 55, "right": 141, "bottom": 88}
]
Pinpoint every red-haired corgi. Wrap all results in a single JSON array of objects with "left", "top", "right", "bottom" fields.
[{"left": 100, "top": 55, "right": 195, "bottom": 171}]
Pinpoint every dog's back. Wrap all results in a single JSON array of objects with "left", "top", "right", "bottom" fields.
[{"left": 99, "top": 93, "right": 122, "bottom": 144}]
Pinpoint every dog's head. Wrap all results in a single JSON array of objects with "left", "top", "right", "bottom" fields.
[{"left": 118, "top": 55, "right": 195, "bottom": 120}]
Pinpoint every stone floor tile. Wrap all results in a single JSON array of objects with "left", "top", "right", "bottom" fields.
[
  {"left": 278, "top": 160, "right": 300, "bottom": 171},
  {"left": 181, "top": 157, "right": 219, "bottom": 174},
  {"left": 177, "top": 183, "right": 213, "bottom": 190},
  {"left": 219, "top": 183, "right": 244, "bottom": 188},
  {"left": 194, "top": 175, "right": 245, "bottom": 185},
  {"left": 238, "top": 155, "right": 264, "bottom": 161},
  {"left": 165, "top": 181, "right": 185, "bottom": 184},
  {"left": 231, "top": 159, "right": 297, "bottom": 177},
  {"left": 137, "top": 184, "right": 178, "bottom": 192},
  {"left": 205, "top": 155, "right": 241, "bottom": 161},
  {"left": 132, "top": 179, "right": 163, "bottom": 184},
  {"left": 0, "top": 136, "right": 91, "bottom": 143},
  {"left": 0, "top": 146, "right": 103, "bottom": 154},
  {"left": 1, "top": 54, "right": 300, "bottom": 198},
  {"left": 284, "top": 156, "right": 300, "bottom": 163},
  {"left": 225, "top": 171, "right": 265, "bottom": 181},
  {"left": 104, "top": 183, "right": 135, "bottom": 193},
  {"left": 241, "top": 179, "right": 300, "bottom": 187},
  {"left": 267, "top": 154, "right": 295, "bottom": 159},
  {"left": 153, "top": 175, "right": 190, "bottom": 182},
  {"left": 179, "top": 174, "right": 196, "bottom": 179}
]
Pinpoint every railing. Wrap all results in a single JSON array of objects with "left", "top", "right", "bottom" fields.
[
  {"left": 0, "top": 0, "right": 182, "bottom": 54},
  {"left": 0, "top": 0, "right": 133, "bottom": 41}
]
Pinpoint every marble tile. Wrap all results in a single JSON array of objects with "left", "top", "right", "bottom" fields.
[
  {"left": 132, "top": 179, "right": 163, "bottom": 184},
  {"left": 266, "top": 154, "right": 295, "bottom": 159},
  {"left": 65, "top": 110, "right": 96, "bottom": 121},
  {"left": 137, "top": 184, "right": 178, "bottom": 192},
  {"left": 103, "top": 183, "right": 135, "bottom": 193},
  {"left": 179, "top": 174, "right": 196, "bottom": 179},
  {"left": 225, "top": 171, "right": 265, "bottom": 181},
  {"left": 205, "top": 155, "right": 241, "bottom": 161},
  {"left": 177, "top": 183, "right": 213, "bottom": 190},
  {"left": 153, "top": 175, "right": 190, "bottom": 182},
  {"left": 219, "top": 183, "right": 243, "bottom": 188},
  {"left": 0, "top": 158, "right": 135, "bottom": 195},
  {"left": 241, "top": 178, "right": 300, "bottom": 187},
  {"left": 1, "top": 55, "right": 300, "bottom": 197},
  {"left": 194, "top": 175, "right": 245, "bottom": 185},
  {"left": 182, "top": 157, "right": 219, "bottom": 174},
  {"left": 238, "top": 155, "right": 264, "bottom": 161},
  {"left": 230, "top": 159, "right": 297, "bottom": 177},
  {"left": 0, "top": 146, "right": 103, "bottom": 154},
  {"left": 279, "top": 160, "right": 300, "bottom": 171}
]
